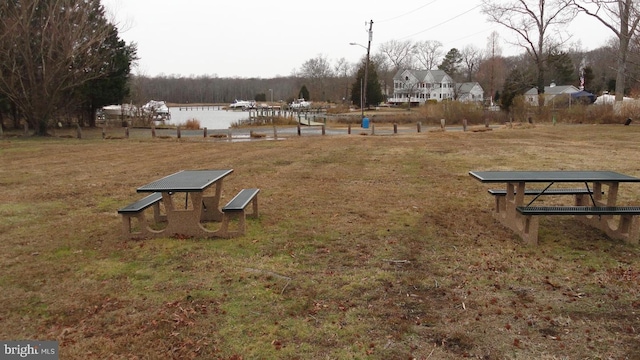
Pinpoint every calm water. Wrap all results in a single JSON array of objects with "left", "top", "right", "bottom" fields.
[{"left": 166, "top": 107, "right": 251, "bottom": 129}]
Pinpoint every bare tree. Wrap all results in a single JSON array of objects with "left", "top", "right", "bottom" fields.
[
  {"left": 461, "top": 45, "right": 483, "bottom": 81},
  {"left": 299, "top": 54, "right": 334, "bottom": 101},
  {"left": 566, "top": 0, "right": 640, "bottom": 103},
  {"left": 482, "top": 0, "right": 576, "bottom": 105},
  {"left": 414, "top": 40, "right": 444, "bottom": 70},
  {"left": 378, "top": 40, "right": 415, "bottom": 72},
  {"left": 0, "top": 0, "right": 116, "bottom": 135},
  {"left": 485, "top": 31, "right": 504, "bottom": 102},
  {"left": 334, "top": 57, "right": 352, "bottom": 102}
]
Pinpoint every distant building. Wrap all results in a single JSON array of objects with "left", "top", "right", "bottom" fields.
[
  {"left": 388, "top": 69, "right": 484, "bottom": 105},
  {"left": 524, "top": 83, "right": 580, "bottom": 106},
  {"left": 456, "top": 82, "right": 485, "bottom": 102}
]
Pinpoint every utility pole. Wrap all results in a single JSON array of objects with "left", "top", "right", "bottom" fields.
[{"left": 363, "top": 20, "right": 373, "bottom": 114}]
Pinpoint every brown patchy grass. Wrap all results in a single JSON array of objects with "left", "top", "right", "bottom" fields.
[{"left": 1, "top": 124, "right": 640, "bottom": 359}]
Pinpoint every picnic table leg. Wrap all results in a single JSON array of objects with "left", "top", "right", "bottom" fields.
[
  {"left": 201, "top": 180, "right": 225, "bottom": 222},
  {"left": 492, "top": 182, "right": 539, "bottom": 244}
]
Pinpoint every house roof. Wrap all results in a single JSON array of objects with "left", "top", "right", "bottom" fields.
[
  {"left": 456, "top": 82, "right": 481, "bottom": 94},
  {"left": 393, "top": 69, "right": 451, "bottom": 83},
  {"left": 525, "top": 85, "right": 580, "bottom": 95}
]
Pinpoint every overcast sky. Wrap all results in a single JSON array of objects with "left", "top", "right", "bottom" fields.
[{"left": 102, "top": 0, "right": 613, "bottom": 79}]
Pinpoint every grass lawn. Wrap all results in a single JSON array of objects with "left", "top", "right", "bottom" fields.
[{"left": 1, "top": 123, "right": 639, "bottom": 359}]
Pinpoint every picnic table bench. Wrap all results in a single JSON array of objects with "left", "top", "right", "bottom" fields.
[
  {"left": 219, "top": 188, "right": 260, "bottom": 237},
  {"left": 117, "top": 192, "right": 165, "bottom": 239},
  {"left": 470, "top": 171, "right": 640, "bottom": 244}
]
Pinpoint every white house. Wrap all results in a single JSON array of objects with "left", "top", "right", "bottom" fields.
[
  {"left": 456, "top": 82, "right": 484, "bottom": 102},
  {"left": 388, "top": 69, "right": 484, "bottom": 105},
  {"left": 524, "top": 83, "right": 580, "bottom": 106}
]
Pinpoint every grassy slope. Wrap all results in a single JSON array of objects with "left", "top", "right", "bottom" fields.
[{"left": 1, "top": 124, "right": 639, "bottom": 359}]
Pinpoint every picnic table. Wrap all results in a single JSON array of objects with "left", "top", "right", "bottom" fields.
[
  {"left": 118, "top": 169, "right": 260, "bottom": 239},
  {"left": 469, "top": 170, "right": 640, "bottom": 244}
]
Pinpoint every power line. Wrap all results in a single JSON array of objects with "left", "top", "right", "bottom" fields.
[
  {"left": 398, "top": 4, "right": 482, "bottom": 40},
  {"left": 377, "top": 0, "right": 439, "bottom": 23}
]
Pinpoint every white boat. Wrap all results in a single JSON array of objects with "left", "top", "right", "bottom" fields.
[
  {"left": 228, "top": 100, "right": 255, "bottom": 110},
  {"left": 102, "top": 103, "right": 137, "bottom": 117},
  {"left": 290, "top": 98, "right": 311, "bottom": 109},
  {"left": 142, "top": 100, "right": 170, "bottom": 120}
]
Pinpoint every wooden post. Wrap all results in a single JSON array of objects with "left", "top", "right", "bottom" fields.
[
  {"left": 371, "top": 124, "right": 375, "bottom": 135},
  {"left": 417, "top": 122, "right": 422, "bottom": 133},
  {"left": 151, "top": 122, "right": 156, "bottom": 138},
  {"left": 440, "top": 119, "right": 445, "bottom": 130},
  {"left": 228, "top": 129, "right": 232, "bottom": 141},
  {"left": 322, "top": 125, "right": 325, "bottom": 135},
  {"left": 462, "top": 119, "right": 467, "bottom": 132},
  {"left": 485, "top": 118, "right": 489, "bottom": 128},
  {"left": 125, "top": 127, "right": 129, "bottom": 139},
  {"left": 297, "top": 124, "right": 301, "bottom": 136},
  {"left": 393, "top": 123, "right": 398, "bottom": 134},
  {"left": 273, "top": 125, "right": 277, "bottom": 140},
  {"left": 204, "top": 127, "right": 208, "bottom": 137},
  {"left": 348, "top": 124, "right": 351, "bottom": 134},
  {"left": 177, "top": 126, "right": 181, "bottom": 139}
]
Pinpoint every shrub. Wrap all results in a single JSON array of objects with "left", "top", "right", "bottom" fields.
[{"left": 181, "top": 118, "right": 201, "bottom": 130}]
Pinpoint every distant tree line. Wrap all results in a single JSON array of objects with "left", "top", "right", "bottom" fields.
[{"left": 3, "top": 0, "right": 640, "bottom": 135}]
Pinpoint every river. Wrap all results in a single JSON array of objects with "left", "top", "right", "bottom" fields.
[{"left": 166, "top": 107, "right": 251, "bottom": 130}]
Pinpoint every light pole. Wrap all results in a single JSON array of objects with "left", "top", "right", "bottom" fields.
[
  {"left": 350, "top": 20, "right": 373, "bottom": 119},
  {"left": 350, "top": 42, "right": 366, "bottom": 118}
]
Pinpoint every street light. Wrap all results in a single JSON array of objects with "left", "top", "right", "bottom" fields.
[{"left": 350, "top": 20, "right": 373, "bottom": 119}]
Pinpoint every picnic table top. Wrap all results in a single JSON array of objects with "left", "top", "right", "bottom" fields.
[
  {"left": 137, "top": 169, "right": 233, "bottom": 192},
  {"left": 469, "top": 170, "right": 640, "bottom": 183}
]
